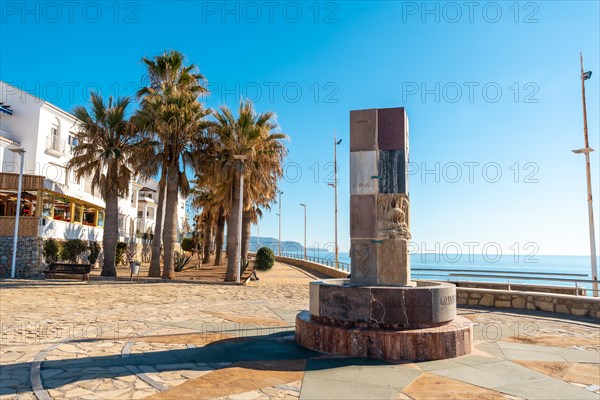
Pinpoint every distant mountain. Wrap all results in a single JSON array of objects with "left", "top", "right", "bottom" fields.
[{"left": 249, "top": 236, "right": 328, "bottom": 253}]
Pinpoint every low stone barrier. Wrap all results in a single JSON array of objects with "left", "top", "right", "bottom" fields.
[
  {"left": 458, "top": 287, "right": 600, "bottom": 319},
  {"left": 273, "top": 255, "right": 600, "bottom": 320},
  {"left": 453, "top": 281, "right": 585, "bottom": 296},
  {"left": 273, "top": 255, "right": 348, "bottom": 278}
]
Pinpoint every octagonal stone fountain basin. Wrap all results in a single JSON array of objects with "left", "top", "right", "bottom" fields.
[{"left": 309, "top": 279, "right": 457, "bottom": 329}]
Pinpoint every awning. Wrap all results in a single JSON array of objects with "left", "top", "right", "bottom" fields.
[
  {"left": 0, "top": 172, "right": 43, "bottom": 190},
  {"left": 43, "top": 180, "right": 106, "bottom": 209}
]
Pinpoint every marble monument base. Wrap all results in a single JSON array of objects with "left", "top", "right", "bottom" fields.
[
  {"left": 295, "top": 279, "right": 473, "bottom": 361},
  {"left": 296, "top": 311, "right": 473, "bottom": 361}
]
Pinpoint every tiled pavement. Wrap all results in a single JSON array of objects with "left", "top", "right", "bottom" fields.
[{"left": 1, "top": 262, "right": 599, "bottom": 400}]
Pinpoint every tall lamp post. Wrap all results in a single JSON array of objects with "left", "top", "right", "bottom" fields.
[
  {"left": 9, "top": 147, "right": 25, "bottom": 279},
  {"left": 299, "top": 203, "right": 307, "bottom": 259},
  {"left": 572, "top": 53, "right": 597, "bottom": 297},
  {"left": 233, "top": 155, "right": 247, "bottom": 284},
  {"left": 277, "top": 190, "right": 283, "bottom": 256},
  {"left": 327, "top": 130, "right": 342, "bottom": 268},
  {"left": 256, "top": 217, "right": 260, "bottom": 250}
]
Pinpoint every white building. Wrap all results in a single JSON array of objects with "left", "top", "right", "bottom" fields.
[{"left": 0, "top": 81, "right": 187, "bottom": 275}]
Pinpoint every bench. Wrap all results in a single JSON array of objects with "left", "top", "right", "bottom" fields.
[{"left": 43, "top": 262, "right": 92, "bottom": 281}]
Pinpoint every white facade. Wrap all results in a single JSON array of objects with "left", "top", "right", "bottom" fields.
[{"left": 0, "top": 81, "right": 186, "bottom": 242}]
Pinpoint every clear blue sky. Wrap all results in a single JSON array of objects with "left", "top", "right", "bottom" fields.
[{"left": 1, "top": 1, "right": 598, "bottom": 256}]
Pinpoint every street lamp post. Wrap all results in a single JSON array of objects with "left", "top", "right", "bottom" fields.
[
  {"left": 572, "top": 53, "right": 597, "bottom": 297},
  {"left": 278, "top": 190, "right": 283, "bottom": 256},
  {"left": 233, "top": 155, "right": 248, "bottom": 284},
  {"left": 9, "top": 148, "right": 25, "bottom": 279},
  {"left": 328, "top": 131, "right": 342, "bottom": 269},
  {"left": 299, "top": 203, "right": 307, "bottom": 259},
  {"left": 256, "top": 217, "right": 260, "bottom": 250}
]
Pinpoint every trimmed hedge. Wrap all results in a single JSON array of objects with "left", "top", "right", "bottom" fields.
[{"left": 254, "top": 247, "right": 275, "bottom": 271}]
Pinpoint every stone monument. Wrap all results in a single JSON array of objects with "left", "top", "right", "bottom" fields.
[{"left": 295, "top": 107, "right": 473, "bottom": 361}]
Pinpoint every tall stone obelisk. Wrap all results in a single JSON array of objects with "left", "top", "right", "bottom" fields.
[
  {"left": 350, "top": 107, "right": 411, "bottom": 285},
  {"left": 295, "top": 106, "right": 472, "bottom": 362}
]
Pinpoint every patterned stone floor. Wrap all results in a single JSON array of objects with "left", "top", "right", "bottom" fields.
[{"left": 1, "top": 261, "right": 599, "bottom": 400}]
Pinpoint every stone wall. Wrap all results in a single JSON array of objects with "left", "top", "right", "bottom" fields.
[
  {"left": 0, "top": 216, "right": 39, "bottom": 237},
  {"left": 453, "top": 281, "right": 585, "bottom": 296},
  {"left": 458, "top": 287, "right": 599, "bottom": 319},
  {"left": 0, "top": 236, "right": 43, "bottom": 278}
]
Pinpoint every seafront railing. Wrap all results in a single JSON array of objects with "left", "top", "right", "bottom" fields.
[
  {"left": 280, "top": 252, "right": 351, "bottom": 272},
  {"left": 278, "top": 252, "right": 599, "bottom": 296}
]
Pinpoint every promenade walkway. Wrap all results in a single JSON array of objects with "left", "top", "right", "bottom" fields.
[{"left": 0, "top": 261, "right": 598, "bottom": 400}]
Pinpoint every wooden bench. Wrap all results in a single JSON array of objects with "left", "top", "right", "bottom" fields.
[{"left": 43, "top": 262, "right": 92, "bottom": 281}]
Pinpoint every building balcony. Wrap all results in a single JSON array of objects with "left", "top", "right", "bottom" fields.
[{"left": 46, "top": 135, "right": 65, "bottom": 156}]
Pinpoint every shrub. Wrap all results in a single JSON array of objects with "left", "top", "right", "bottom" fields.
[
  {"left": 142, "top": 232, "right": 154, "bottom": 241},
  {"left": 174, "top": 251, "right": 192, "bottom": 272},
  {"left": 60, "top": 239, "right": 88, "bottom": 262},
  {"left": 115, "top": 242, "right": 128, "bottom": 265},
  {"left": 43, "top": 239, "right": 62, "bottom": 263},
  {"left": 88, "top": 241, "right": 101, "bottom": 264},
  {"left": 254, "top": 247, "right": 275, "bottom": 271},
  {"left": 180, "top": 237, "right": 197, "bottom": 253}
]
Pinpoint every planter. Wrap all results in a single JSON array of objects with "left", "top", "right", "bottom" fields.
[{"left": 129, "top": 262, "right": 140, "bottom": 275}]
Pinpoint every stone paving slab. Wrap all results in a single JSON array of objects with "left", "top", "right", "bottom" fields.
[{"left": 1, "top": 261, "right": 599, "bottom": 400}]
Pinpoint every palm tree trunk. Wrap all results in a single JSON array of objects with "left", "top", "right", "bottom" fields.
[
  {"left": 102, "top": 190, "right": 119, "bottom": 277},
  {"left": 225, "top": 174, "right": 240, "bottom": 281},
  {"left": 241, "top": 209, "right": 251, "bottom": 262},
  {"left": 148, "top": 169, "right": 167, "bottom": 277},
  {"left": 213, "top": 208, "right": 225, "bottom": 265},
  {"left": 202, "top": 211, "right": 212, "bottom": 263},
  {"left": 162, "top": 167, "right": 179, "bottom": 279}
]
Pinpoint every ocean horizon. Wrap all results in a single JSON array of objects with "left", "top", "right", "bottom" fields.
[{"left": 259, "top": 248, "right": 599, "bottom": 294}]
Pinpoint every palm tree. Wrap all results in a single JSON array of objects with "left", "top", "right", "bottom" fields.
[
  {"left": 241, "top": 206, "right": 263, "bottom": 260},
  {"left": 190, "top": 185, "right": 218, "bottom": 263},
  {"left": 211, "top": 100, "right": 287, "bottom": 281},
  {"left": 137, "top": 50, "right": 208, "bottom": 279},
  {"left": 68, "top": 93, "right": 138, "bottom": 276}
]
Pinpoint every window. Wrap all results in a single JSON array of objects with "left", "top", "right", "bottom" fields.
[
  {"left": 50, "top": 124, "right": 59, "bottom": 150},
  {"left": 83, "top": 207, "right": 96, "bottom": 226},
  {"left": 47, "top": 119, "right": 64, "bottom": 153},
  {"left": 53, "top": 197, "right": 71, "bottom": 221},
  {"left": 42, "top": 192, "right": 53, "bottom": 217},
  {"left": 68, "top": 134, "right": 78, "bottom": 147},
  {"left": 97, "top": 211, "right": 104, "bottom": 227},
  {"left": 73, "top": 203, "right": 83, "bottom": 223}
]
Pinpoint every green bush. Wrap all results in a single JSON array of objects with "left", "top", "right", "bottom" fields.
[
  {"left": 60, "top": 239, "right": 88, "bottom": 262},
  {"left": 115, "top": 242, "right": 128, "bottom": 265},
  {"left": 180, "top": 237, "right": 198, "bottom": 253},
  {"left": 142, "top": 232, "right": 154, "bottom": 241},
  {"left": 88, "top": 241, "right": 101, "bottom": 264},
  {"left": 254, "top": 247, "right": 275, "bottom": 271},
  {"left": 43, "top": 239, "right": 62, "bottom": 263}
]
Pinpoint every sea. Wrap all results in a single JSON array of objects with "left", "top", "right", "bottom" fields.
[{"left": 275, "top": 249, "right": 599, "bottom": 295}]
